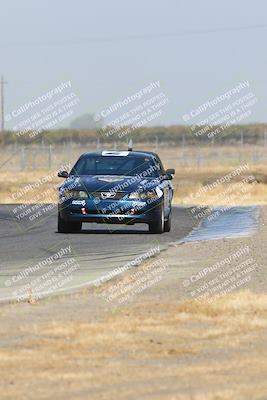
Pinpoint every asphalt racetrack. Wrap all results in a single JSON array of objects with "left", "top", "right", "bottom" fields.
[{"left": 0, "top": 204, "right": 198, "bottom": 302}]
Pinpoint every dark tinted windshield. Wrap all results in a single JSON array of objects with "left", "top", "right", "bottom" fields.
[{"left": 70, "top": 155, "right": 160, "bottom": 177}]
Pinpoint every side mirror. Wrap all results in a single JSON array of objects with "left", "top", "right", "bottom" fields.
[
  {"left": 160, "top": 168, "right": 175, "bottom": 181},
  {"left": 58, "top": 170, "right": 69, "bottom": 178},
  {"left": 165, "top": 168, "right": 175, "bottom": 175},
  {"left": 160, "top": 173, "right": 173, "bottom": 181}
]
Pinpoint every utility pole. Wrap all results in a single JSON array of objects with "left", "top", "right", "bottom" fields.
[
  {"left": 240, "top": 131, "right": 244, "bottom": 147},
  {"left": 0, "top": 76, "right": 8, "bottom": 142}
]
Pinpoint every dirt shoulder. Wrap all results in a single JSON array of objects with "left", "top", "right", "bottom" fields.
[{"left": 0, "top": 208, "right": 267, "bottom": 400}]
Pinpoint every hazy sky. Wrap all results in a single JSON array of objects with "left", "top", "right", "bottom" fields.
[{"left": 0, "top": 0, "right": 266, "bottom": 128}]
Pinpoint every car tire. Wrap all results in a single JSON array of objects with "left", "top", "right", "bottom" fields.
[
  {"left": 164, "top": 212, "right": 171, "bottom": 232},
  {"left": 148, "top": 205, "right": 164, "bottom": 234},
  {"left": 58, "top": 213, "right": 82, "bottom": 233}
]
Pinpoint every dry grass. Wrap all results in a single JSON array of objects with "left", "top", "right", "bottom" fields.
[
  {"left": 0, "top": 290, "right": 267, "bottom": 399},
  {"left": 1, "top": 167, "right": 267, "bottom": 205},
  {"left": 174, "top": 178, "right": 267, "bottom": 205},
  {"left": 0, "top": 170, "right": 59, "bottom": 203},
  {"left": 1, "top": 145, "right": 267, "bottom": 205}
]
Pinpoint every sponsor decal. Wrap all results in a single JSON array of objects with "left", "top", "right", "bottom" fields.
[
  {"left": 72, "top": 200, "right": 86, "bottom": 206},
  {"left": 155, "top": 187, "right": 163, "bottom": 198}
]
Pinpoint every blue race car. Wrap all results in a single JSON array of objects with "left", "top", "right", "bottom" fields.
[{"left": 57, "top": 150, "right": 175, "bottom": 234}]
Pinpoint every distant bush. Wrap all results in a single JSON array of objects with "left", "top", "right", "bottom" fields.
[{"left": 2, "top": 124, "right": 267, "bottom": 146}]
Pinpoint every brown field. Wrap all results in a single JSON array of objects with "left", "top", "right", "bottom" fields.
[
  {"left": 0, "top": 150, "right": 267, "bottom": 205},
  {"left": 0, "top": 290, "right": 267, "bottom": 400},
  {"left": 1, "top": 143, "right": 267, "bottom": 205}
]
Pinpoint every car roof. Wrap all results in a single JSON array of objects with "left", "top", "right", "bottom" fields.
[{"left": 80, "top": 150, "right": 159, "bottom": 158}]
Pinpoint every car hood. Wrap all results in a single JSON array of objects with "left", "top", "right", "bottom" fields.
[{"left": 60, "top": 175, "right": 161, "bottom": 193}]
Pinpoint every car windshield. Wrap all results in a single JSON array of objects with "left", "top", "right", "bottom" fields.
[{"left": 70, "top": 155, "right": 160, "bottom": 177}]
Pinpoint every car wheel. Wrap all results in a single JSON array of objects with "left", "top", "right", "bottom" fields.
[
  {"left": 164, "top": 212, "right": 171, "bottom": 232},
  {"left": 58, "top": 213, "right": 82, "bottom": 233},
  {"left": 148, "top": 205, "right": 164, "bottom": 234}
]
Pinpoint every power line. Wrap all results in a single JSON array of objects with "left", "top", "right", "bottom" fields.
[{"left": 0, "top": 23, "right": 267, "bottom": 48}]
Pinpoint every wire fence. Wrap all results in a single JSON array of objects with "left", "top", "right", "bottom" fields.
[{"left": 1, "top": 142, "right": 267, "bottom": 172}]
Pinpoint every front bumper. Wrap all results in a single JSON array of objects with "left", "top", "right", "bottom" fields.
[{"left": 58, "top": 197, "right": 162, "bottom": 225}]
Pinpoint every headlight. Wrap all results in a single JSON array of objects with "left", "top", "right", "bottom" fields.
[
  {"left": 129, "top": 191, "right": 157, "bottom": 200},
  {"left": 63, "top": 190, "right": 88, "bottom": 198}
]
